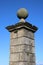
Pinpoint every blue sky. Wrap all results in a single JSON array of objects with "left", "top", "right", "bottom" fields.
[{"left": 0, "top": 0, "right": 43, "bottom": 65}]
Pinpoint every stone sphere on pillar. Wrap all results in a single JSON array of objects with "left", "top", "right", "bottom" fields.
[{"left": 17, "top": 8, "right": 29, "bottom": 19}]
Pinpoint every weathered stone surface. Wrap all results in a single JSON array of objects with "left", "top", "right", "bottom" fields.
[
  {"left": 10, "top": 29, "right": 24, "bottom": 39},
  {"left": 9, "top": 26, "right": 36, "bottom": 65},
  {"left": 10, "top": 53, "right": 20, "bottom": 61},
  {"left": 10, "top": 62, "right": 19, "bottom": 65},
  {"left": 14, "top": 62, "right": 19, "bottom": 65},
  {"left": 10, "top": 29, "right": 34, "bottom": 39},
  {"left": 23, "top": 29, "right": 34, "bottom": 39},
  {"left": 32, "top": 47, "right": 35, "bottom": 53},
  {"left": 10, "top": 45, "right": 25, "bottom": 53},
  {"left": 10, "top": 43, "right": 35, "bottom": 54},
  {"left": 10, "top": 46, "right": 19, "bottom": 53},
  {"left": 19, "top": 52, "right": 27, "bottom": 61},
  {"left": 10, "top": 62, "right": 35, "bottom": 65},
  {"left": 10, "top": 45, "right": 30, "bottom": 53},
  {"left": 10, "top": 37, "right": 34, "bottom": 46},
  {"left": 29, "top": 53, "right": 35, "bottom": 62},
  {"left": 29, "top": 63, "right": 35, "bottom": 65},
  {"left": 19, "top": 62, "right": 29, "bottom": 65},
  {"left": 10, "top": 62, "right": 32, "bottom": 65}
]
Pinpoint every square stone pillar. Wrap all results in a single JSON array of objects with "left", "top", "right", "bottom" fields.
[{"left": 6, "top": 22, "right": 38, "bottom": 65}]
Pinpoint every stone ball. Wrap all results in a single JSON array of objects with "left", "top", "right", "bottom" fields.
[{"left": 17, "top": 8, "right": 28, "bottom": 19}]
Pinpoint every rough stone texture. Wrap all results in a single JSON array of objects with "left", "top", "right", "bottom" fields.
[
  {"left": 10, "top": 61, "right": 35, "bottom": 65},
  {"left": 10, "top": 29, "right": 34, "bottom": 39},
  {"left": 10, "top": 53, "right": 20, "bottom": 61},
  {"left": 9, "top": 28, "right": 36, "bottom": 65},
  {"left": 10, "top": 37, "right": 34, "bottom": 46},
  {"left": 10, "top": 45, "right": 35, "bottom": 55},
  {"left": 10, "top": 45, "right": 27, "bottom": 53},
  {"left": 19, "top": 52, "right": 27, "bottom": 61}
]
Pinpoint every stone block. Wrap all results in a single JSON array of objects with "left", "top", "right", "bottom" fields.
[
  {"left": 29, "top": 63, "right": 35, "bottom": 65},
  {"left": 19, "top": 45, "right": 26, "bottom": 52},
  {"left": 32, "top": 47, "right": 35, "bottom": 53},
  {"left": 24, "top": 37, "right": 30, "bottom": 45},
  {"left": 10, "top": 32, "right": 18, "bottom": 39},
  {"left": 23, "top": 29, "right": 34, "bottom": 39},
  {"left": 10, "top": 53, "right": 20, "bottom": 61},
  {"left": 29, "top": 39, "right": 35, "bottom": 46},
  {"left": 11, "top": 36, "right": 34, "bottom": 46},
  {"left": 10, "top": 45, "right": 31, "bottom": 53},
  {"left": 29, "top": 53, "right": 35, "bottom": 62},
  {"left": 19, "top": 62, "right": 28, "bottom": 65},
  {"left": 18, "top": 29, "right": 34, "bottom": 39},
  {"left": 19, "top": 52, "right": 27, "bottom": 61},
  {"left": 18, "top": 29, "right": 25, "bottom": 37},
  {"left": 11, "top": 37, "right": 25, "bottom": 45},
  {"left": 10, "top": 46, "right": 19, "bottom": 53},
  {"left": 18, "top": 37, "right": 25, "bottom": 45},
  {"left": 23, "top": 45, "right": 29, "bottom": 52},
  {"left": 10, "top": 29, "right": 24, "bottom": 39},
  {"left": 10, "top": 38, "right": 18, "bottom": 45},
  {"left": 10, "top": 40, "right": 35, "bottom": 53},
  {"left": 10, "top": 62, "right": 19, "bottom": 65},
  {"left": 27, "top": 53, "right": 35, "bottom": 62},
  {"left": 10, "top": 29, "right": 34, "bottom": 39},
  {"left": 14, "top": 62, "right": 19, "bottom": 65},
  {"left": 10, "top": 44, "right": 27, "bottom": 53}
]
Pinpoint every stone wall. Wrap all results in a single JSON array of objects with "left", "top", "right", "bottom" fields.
[{"left": 10, "top": 29, "right": 36, "bottom": 65}]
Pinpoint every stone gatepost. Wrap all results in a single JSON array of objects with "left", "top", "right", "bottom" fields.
[{"left": 6, "top": 8, "right": 38, "bottom": 65}]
